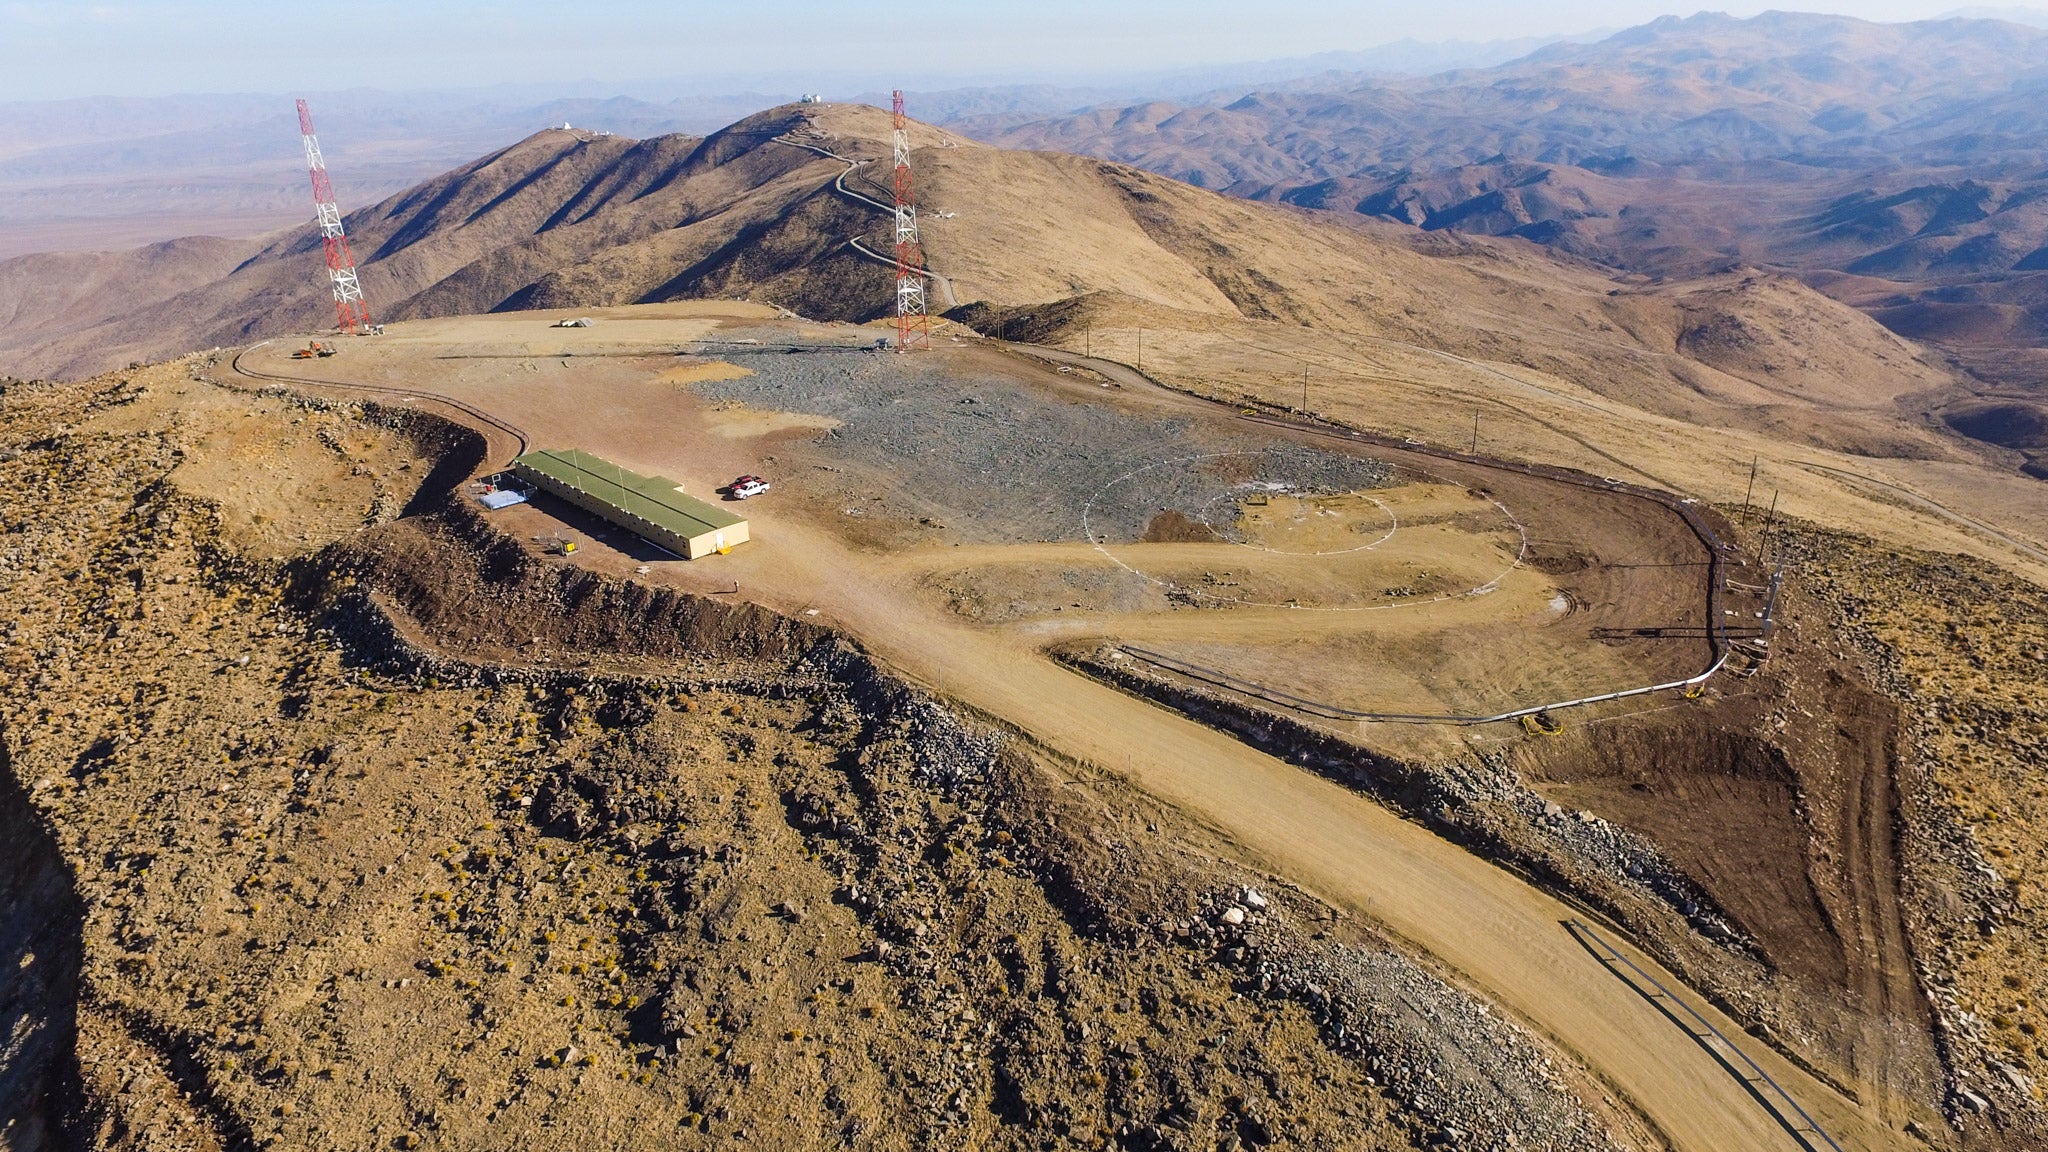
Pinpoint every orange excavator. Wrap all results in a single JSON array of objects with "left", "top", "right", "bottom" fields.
[{"left": 291, "top": 341, "right": 337, "bottom": 359}]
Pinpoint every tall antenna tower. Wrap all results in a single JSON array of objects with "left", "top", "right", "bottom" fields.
[
  {"left": 296, "top": 99, "right": 372, "bottom": 335},
  {"left": 891, "top": 90, "right": 930, "bottom": 352}
]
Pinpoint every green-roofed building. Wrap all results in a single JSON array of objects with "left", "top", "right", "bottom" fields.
[{"left": 511, "top": 448, "right": 749, "bottom": 559}]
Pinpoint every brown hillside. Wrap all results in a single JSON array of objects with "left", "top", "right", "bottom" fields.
[
  {"left": 0, "top": 235, "right": 262, "bottom": 351},
  {"left": 953, "top": 11, "right": 2048, "bottom": 461},
  {"left": 0, "top": 100, "right": 1978, "bottom": 471}
]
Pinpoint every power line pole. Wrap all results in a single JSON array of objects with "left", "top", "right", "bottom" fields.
[
  {"left": 1471, "top": 413, "right": 1480, "bottom": 455},
  {"left": 1741, "top": 454, "right": 1759, "bottom": 520},
  {"left": 296, "top": 99, "right": 371, "bottom": 335},
  {"left": 1301, "top": 368, "right": 1309, "bottom": 411},
  {"left": 1137, "top": 328, "right": 1143, "bottom": 374}
]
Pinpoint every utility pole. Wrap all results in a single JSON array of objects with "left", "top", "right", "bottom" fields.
[
  {"left": 1471, "top": 413, "right": 1480, "bottom": 455},
  {"left": 1741, "top": 454, "right": 1759, "bottom": 520},
  {"left": 1085, "top": 324, "right": 1091, "bottom": 357},
  {"left": 296, "top": 100, "right": 371, "bottom": 335},
  {"left": 1137, "top": 328, "right": 1143, "bottom": 374},
  {"left": 1301, "top": 369, "right": 1309, "bottom": 411}
]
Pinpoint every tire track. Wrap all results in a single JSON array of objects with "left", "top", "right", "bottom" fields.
[{"left": 229, "top": 343, "right": 532, "bottom": 464}]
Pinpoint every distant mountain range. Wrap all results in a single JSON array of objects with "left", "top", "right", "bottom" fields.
[
  {"left": 0, "top": 29, "right": 1606, "bottom": 262},
  {"left": 961, "top": 10, "right": 2048, "bottom": 444},
  {"left": 0, "top": 102, "right": 1967, "bottom": 470},
  {"left": 1941, "top": 5, "right": 2048, "bottom": 26},
  {"left": 2, "top": 10, "right": 2044, "bottom": 477}
]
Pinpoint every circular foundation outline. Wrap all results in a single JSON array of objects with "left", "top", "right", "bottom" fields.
[{"left": 1080, "top": 450, "right": 1529, "bottom": 613}]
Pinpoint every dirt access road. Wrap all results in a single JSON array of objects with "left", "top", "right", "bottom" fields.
[{"left": 237, "top": 321, "right": 1910, "bottom": 1151}]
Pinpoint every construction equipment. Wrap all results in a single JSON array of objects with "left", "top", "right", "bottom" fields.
[
  {"left": 291, "top": 340, "right": 336, "bottom": 359},
  {"left": 542, "top": 533, "right": 579, "bottom": 555}
]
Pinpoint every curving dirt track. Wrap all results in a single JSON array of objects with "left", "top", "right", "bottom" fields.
[{"left": 232, "top": 323, "right": 1913, "bottom": 1151}]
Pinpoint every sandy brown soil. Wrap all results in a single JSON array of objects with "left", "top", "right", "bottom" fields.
[
  {"left": 203, "top": 309, "right": 1955, "bottom": 1150},
  {"left": 0, "top": 303, "right": 2029, "bottom": 1150},
  {"left": 4, "top": 362, "right": 1652, "bottom": 1152},
  {"left": 0, "top": 74, "right": 2036, "bottom": 1152},
  {"left": 2, "top": 96, "right": 2021, "bottom": 545},
  {"left": 977, "top": 300, "right": 2048, "bottom": 591},
  {"left": 232, "top": 309, "right": 1719, "bottom": 723}
]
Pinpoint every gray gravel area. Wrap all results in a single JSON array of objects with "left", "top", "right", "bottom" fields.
[
  {"left": 1187, "top": 887, "right": 1626, "bottom": 1152},
  {"left": 688, "top": 350, "right": 1391, "bottom": 544}
]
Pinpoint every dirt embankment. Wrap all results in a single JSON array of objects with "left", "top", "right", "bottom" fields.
[
  {"left": 0, "top": 364, "right": 1637, "bottom": 1151},
  {"left": 1774, "top": 524, "right": 2048, "bottom": 1147},
  {"left": 1056, "top": 647, "right": 1780, "bottom": 1001},
  {"left": 1063, "top": 539, "right": 1994, "bottom": 1145}
]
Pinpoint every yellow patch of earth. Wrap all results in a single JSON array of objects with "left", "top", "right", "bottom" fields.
[
  {"left": 1236, "top": 492, "right": 1394, "bottom": 553},
  {"left": 660, "top": 360, "right": 757, "bottom": 386},
  {"left": 700, "top": 406, "right": 843, "bottom": 440}
]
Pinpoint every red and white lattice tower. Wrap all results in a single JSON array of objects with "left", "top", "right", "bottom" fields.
[
  {"left": 296, "top": 99, "right": 371, "bottom": 335},
  {"left": 891, "top": 91, "right": 930, "bottom": 352}
]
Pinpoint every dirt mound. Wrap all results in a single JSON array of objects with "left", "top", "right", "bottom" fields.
[
  {"left": 1140, "top": 509, "right": 1221, "bottom": 543},
  {"left": 324, "top": 502, "right": 830, "bottom": 670}
]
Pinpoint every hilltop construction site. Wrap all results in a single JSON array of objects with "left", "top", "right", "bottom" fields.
[{"left": 3, "top": 96, "right": 2046, "bottom": 1152}]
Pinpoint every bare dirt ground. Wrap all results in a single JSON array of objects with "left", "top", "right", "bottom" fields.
[
  {"left": 977, "top": 305, "right": 2048, "bottom": 592},
  {"left": 216, "top": 305, "right": 1954, "bottom": 1149},
  {"left": 3, "top": 362, "right": 1651, "bottom": 1152},
  {"left": 0, "top": 88, "right": 2038, "bottom": 1148},
  {"left": 237, "top": 308, "right": 1714, "bottom": 724}
]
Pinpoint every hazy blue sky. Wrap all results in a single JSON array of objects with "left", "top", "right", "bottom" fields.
[{"left": 0, "top": 0, "right": 2024, "bottom": 100}]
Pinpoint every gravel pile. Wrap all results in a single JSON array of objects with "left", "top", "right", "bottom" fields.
[
  {"left": 900, "top": 694, "right": 1006, "bottom": 788},
  {"left": 1176, "top": 887, "right": 1624, "bottom": 1152},
  {"left": 689, "top": 352, "right": 1391, "bottom": 544}
]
